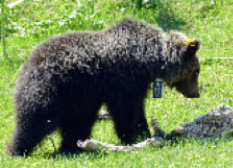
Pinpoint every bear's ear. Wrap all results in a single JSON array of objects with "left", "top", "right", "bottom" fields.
[{"left": 182, "top": 40, "right": 200, "bottom": 59}]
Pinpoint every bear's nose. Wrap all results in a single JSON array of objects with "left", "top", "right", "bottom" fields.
[{"left": 194, "top": 93, "right": 200, "bottom": 98}]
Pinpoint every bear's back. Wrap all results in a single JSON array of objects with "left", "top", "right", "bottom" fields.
[{"left": 21, "top": 19, "right": 165, "bottom": 82}]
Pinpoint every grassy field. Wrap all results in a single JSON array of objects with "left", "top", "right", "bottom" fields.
[{"left": 1, "top": 0, "right": 233, "bottom": 167}]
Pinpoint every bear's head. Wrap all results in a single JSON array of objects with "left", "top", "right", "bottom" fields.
[{"left": 164, "top": 32, "right": 201, "bottom": 98}]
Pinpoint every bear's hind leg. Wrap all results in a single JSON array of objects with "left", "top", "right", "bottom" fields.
[{"left": 6, "top": 110, "right": 61, "bottom": 156}]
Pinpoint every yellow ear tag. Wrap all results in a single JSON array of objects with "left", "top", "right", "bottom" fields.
[{"left": 184, "top": 39, "right": 195, "bottom": 46}]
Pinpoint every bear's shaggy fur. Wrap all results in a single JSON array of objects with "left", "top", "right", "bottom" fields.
[{"left": 7, "top": 18, "right": 201, "bottom": 156}]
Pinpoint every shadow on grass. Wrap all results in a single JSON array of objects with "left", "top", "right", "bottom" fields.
[
  {"left": 41, "top": 138, "right": 232, "bottom": 159},
  {"left": 42, "top": 150, "right": 112, "bottom": 160},
  {"left": 136, "top": 0, "right": 188, "bottom": 32},
  {"left": 155, "top": 4, "right": 187, "bottom": 32}
]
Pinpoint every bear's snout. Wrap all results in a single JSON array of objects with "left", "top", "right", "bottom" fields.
[{"left": 186, "top": 93, "right": 200, "bottom": 98}]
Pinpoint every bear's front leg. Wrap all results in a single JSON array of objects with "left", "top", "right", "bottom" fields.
[
  {"left": 106, "top": 87, "right": 148, "bottom": 145},
  {"left": 59, "top": 96, "right": 103, "bottom": 154},
  {"left": 109, "top": 109, "right": 138, "bottom": 145},
  {"left": 134, "top": 102, "right": 151, "bottom": 140}
]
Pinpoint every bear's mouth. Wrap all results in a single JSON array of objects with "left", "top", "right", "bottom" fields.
[
  {"left": 185, "top": 93, "right": 200, "bottom": 98},
  {"left": 177, "top": 89, "right": 200, "bottom": 98}
]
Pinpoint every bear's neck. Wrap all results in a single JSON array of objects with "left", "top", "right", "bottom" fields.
[{"left": 149, "top": 43, "right": 182, "bottom": 85}]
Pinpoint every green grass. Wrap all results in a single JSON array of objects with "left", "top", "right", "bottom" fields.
[{"left": 1, "top": 0, "right": 233, "bottom": 167}]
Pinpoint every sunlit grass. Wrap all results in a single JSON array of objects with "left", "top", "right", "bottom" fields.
[{"left": 0, "top": 0, "right": 233, "bottom": 167}]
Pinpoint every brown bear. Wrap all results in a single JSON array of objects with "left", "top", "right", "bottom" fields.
[{"left": 7, "top": 18, "right": 200, "bottom": 156}]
